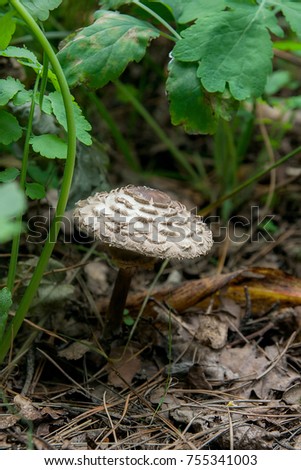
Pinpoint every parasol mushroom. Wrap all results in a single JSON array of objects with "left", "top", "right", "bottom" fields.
[{"left": 74, "top": 185, "right": 213, "bottom": 338}]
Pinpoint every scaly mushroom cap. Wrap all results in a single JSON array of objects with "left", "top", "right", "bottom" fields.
[{"left": 74, "top": 185, "right": 213, "bottom": 266}]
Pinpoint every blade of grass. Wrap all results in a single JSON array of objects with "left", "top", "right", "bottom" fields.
[
  {"left": 115, "top": 80, "right": 199, "bottom": 182},
  {"left": 88, "top": 92, "right": 141, "bottom": 172},
  {"left": 199, "top": 145, "right": 301, "bottom": 216}
]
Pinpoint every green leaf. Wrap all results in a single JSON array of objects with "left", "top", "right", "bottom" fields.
[
  {"left": 0, "top": 10, "right": 16, "bottom": 50},
  {"left": 13, "top": 88, "right": 33, "bottom": 106},
  {"left": 0, "top": 46, "right": 40, "bottom": 68},
  {"left": 166, "top": 59, "right": 217, "bottom": 134},
  {"left": 177, "top": 0, "right": 226, "bottom": 23},
  {"left": 25, "top": 181, "right": 46, "bottom": 200},
  {"left": 265, "top": 70, "right": 291, "bottom": 95},
  {"left": 20, "top": 0, "right": 62, "bottom": 21},
  {"left": 0, "top": 182, "right": 26, "bottom": 243},
  {"left": 0, "top": 167, "right": 20, "bottom": 183},
  {"left": 28, "top": 161, "right": 59, "bottom": 188},
  {"left": 123, "top": 314, "right": 135, "bottom": 326},
  {"left": 0, "top": 287, "right": 12, "bottom": 341},
  {"left": 57, "top": 10, "right": 160, "bottom": 89},
  {"left": 48, "top": 91, "right": 92, "bottom": 145},
  {"left": 278, "top": 0, "right": 301, "bottom": 38},
  {"left": 0, "top": 182, "right": 26, "bottom": 219},
  {"left": 150, "top": 0, "right": 187, "bottom": 21},
  {"left": 0, "top": 77, "right": 25, "bottom": 106},
  {"left": 0, "top": 287, "right": 12, "bottom": 313},
  {"left": 30, "top": 134, "right": 68, "bottom": 159},
  {"left": 0, "top": 110, "right": 22, "bottom": 145},
  {"left": 173, "top": 4, "right": 275, "bottom": 100}
]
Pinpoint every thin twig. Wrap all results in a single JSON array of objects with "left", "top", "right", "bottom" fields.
[{"left": 103, "top": 391, "right": 118, "bottom": 444}]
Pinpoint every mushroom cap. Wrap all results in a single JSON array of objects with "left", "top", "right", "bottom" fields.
[{"left": 74, "top": 185, "right": 213, "bottom": 265}]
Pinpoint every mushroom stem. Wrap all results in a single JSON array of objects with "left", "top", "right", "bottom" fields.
[{"left": 103, "top": 267, "right": 135, "bottom": 339}]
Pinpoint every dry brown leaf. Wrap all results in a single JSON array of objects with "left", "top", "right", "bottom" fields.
[
  {"left": 32, "top": 436, "right": 53, "bottom": 450},
  {"left": 41, "top": 406, "right": 67, "bottom": 420},
  {"left": 146, "top": 268, "right": 300, "bottom": 317},
  {"left": 58, "top": 341, "right": 92, "bottom": 360},
  {"left": 0, "top": 432, "right": 12, "bottom": 449},
  {"left": 84, "top": 261, "right": 109, "bottom": 296},
  {"left": 107, "top": 345, "right": 141, "bottom": 388},
  {"left": 282, "top": 383, "right": 301, "bottom": 405},
  {"left": 218, "top": 423, "right": 277, "bottom": 450},
  {"left": 0, "top": 414, "right": 19, "bottom": 430},
  {"left": 186, "top": 363, "right": 212, "bottom": 390},
  {"left": 13, "top": 394, "right": 42, "bottom": 421},
  {"left": 220, "top": 343, "right": 299, "bottom": 399},
  {"left": 223, "top": 267, "right": 301, "bottom": 316},
  {"left": 195, "top": 315, "right": 229, "bottom": 349}
]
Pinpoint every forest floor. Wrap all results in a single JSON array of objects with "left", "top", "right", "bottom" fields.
[{"left": 1, "top": 54, "right": 301, "bottom": 450}]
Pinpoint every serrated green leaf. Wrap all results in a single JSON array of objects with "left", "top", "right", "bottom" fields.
[
  {"left": 166, "top": 59, "right": 217, "bottom": 134},
  {"left": 25, "top": 181, "right": 46, "bottom": 200},
  {"left": 278, "top": 0, "right": 301, "bottom": 38},
  {"left": 0, "top": 46, "right": 40, "bottom": 67},
  {"left": 30, "top": 134, "right": 68, "bottom": 159},
  {"left": 0, "top": 167, "right": 20, "bottom": 182},
  {"left": 0, "top": 10, "right": 16, "bottom": 49},
  {"left": 21, "top": 0, "right": 62, "bottom": 21},
  {"left": 0, "top": 110, "right": 22, "bottom": 144},
  {"left": 48, "top": 91, "right": 92, "bottom": 145},
  {"left": 173, "top": 4, "right": 274, "bottom": 100},
  {"left": 13, "top": 88, "right": 33, "bottom": 106},
  {"left": 178, "top": 0, "right": 226, "bottom": 23},
  {"left": 0, "top": 77, "right": 25, "bottom": 106},
  {"left": 57, "top": 10, "right": 160, "bottom": 89}
]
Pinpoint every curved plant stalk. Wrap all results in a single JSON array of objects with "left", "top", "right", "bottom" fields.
[
  {"left": 0, "top": 0, "right": 76, "bottom": 365},
  {"left": 6, "top": 75, "right": 40, "bottom": 293},
  {"left": 133, "top": 0, "right": 181, "bottom": 41}
]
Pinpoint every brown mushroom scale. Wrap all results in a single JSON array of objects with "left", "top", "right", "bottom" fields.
[{"left": 74, "top": 185, "right": 213, "bottom": 339}]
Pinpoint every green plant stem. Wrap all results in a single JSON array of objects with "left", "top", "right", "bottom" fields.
[
  {"left": 115, "top": 80, "right": 199, "bottom": 181},
  {"left": 0, "top": 0, "right": 76, "bottom": 365},
  {"left": 199, "top": 145, "right": 301, "bottom": 216},
  {"left": 6, "top": 75, "right": 40, "bottom": 293},
  {"left": 133, "top": 0, "right": 181, "bottom": 41}
]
